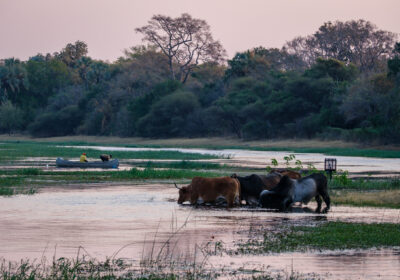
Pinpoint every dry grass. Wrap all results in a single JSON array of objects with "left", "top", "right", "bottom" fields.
[{"left": 332, "top": 189, "right": 400, "bottom": 208}]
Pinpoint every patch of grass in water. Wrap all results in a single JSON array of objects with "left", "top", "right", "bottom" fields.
[
  {"left": 237, "top": 222, "right": 400, "bottom": 254},
  {"left": 138, "top": 160, "right": 226, "bottom": 170},
  {"left": 107, "top": 168, "right": 220, "bottom": 180},
  {"left": 0, "top": 255, "right": 321, "bottom": 280},
  {"left": 0, "top": 176, "right": 24, "bottom": 187},
  {"left": 0, "top": 141, "right": 220, "bottom": 163},
  {"left": 16, "top": 168, "right": 42, "bottom": 176},
  {"left": 0, "top": 186, "right": 14, "bottom": 195},
  {"left": 0, "top": 168, "right": 221, "bottom": 193}
]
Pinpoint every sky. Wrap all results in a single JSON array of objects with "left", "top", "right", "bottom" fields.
[{"left": 0, "top": 0, "right": 399, "bottom": 62}]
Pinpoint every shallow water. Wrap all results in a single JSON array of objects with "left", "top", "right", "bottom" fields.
[
  {"left": 1, "top": 184, "right": 399, "bottom": 279},
  {"left": 62, "top": 145, "right": 400, "bottom": 175}
]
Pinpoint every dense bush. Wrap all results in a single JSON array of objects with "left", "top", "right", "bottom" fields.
[{"left": 1, "top": 19, "right": 400, "bottom": 143}]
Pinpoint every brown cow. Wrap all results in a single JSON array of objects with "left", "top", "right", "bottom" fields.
[
  {"left": 176, "top": 176, "right": 240, "bottom": 208},
  {"left": 269, "top": 169, "right": 301, "bottom": 179},
  {"left": 258, "top": 172, "right": 283, "bottom": 190}
]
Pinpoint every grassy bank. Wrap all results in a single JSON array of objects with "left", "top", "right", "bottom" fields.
[
  {"left": 2, "top": 136, "right": 400, "bottom": 158},
  {"left": 236, "top": 222, "right": 400, "bottom": 254},
  {"left": 329, "top": 174, "right": 400, "bottom": 190},
  {"left": 0, "top": 141, "right": 220, "bottom": 163}
]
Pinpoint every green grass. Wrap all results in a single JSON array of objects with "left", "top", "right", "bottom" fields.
[
  {"left": 0, "top": 168, "right": 221, "bottom": 195},
  {"left": 3, "top": 139, "right": 400, "bottom": 160},
  {"left": 133, "top": 160, "right": 226, "bottom": 170},
  {"left": 0, "top": 255, "right": 319, "bottom": 280},
  {"left": 0, "top": 186, "right": 14, "bottom": 195},
  {"left": 0, "top": 141, "right": 220, "bottom": 163},
  {"left": 329, "top": 173, "right": 400, "bottom": 190},
  {"left": 237, "top": 222, "right": 400, "bottom": 254}
]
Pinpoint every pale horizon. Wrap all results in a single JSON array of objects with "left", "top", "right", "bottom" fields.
[{"left": 1, "top": 0, "right": 399, "bottom": 62}]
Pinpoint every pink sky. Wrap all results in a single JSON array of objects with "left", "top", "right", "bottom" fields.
[{"left": 1, "top": 0, "right": 399, "bottom": 62}]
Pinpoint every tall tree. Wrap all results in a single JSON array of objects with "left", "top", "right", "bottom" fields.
[
  {"left": 0, "top": 100, "right": 24, "bottom": 134},
  {"left": 285, "top": 20, "right": 397, "bottom": 72},
  {"left": 56, "top": 40, "right": 88, "bottom": 68},
  {"left": 0, "top": 58, "right": 29, "bottom": 103},
  {"left": 136, "top": 13, "right": 226, "bottom": 83}
]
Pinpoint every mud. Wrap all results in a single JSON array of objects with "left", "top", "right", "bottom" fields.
[{"left": 1, "top": 184, "right": 399, "bottom": 279}]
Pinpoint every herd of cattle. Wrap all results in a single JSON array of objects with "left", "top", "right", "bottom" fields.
[{"left": 175, "top": 170, "right": 331, "bottom": 213}]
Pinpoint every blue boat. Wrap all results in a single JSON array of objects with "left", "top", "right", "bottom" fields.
[{"left": 56, "top": 157, "right": 119, "bottom": 169}]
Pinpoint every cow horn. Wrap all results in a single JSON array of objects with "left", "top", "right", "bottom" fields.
[{"left": 174, "top": 183, "right": 182, "bottom": 190}]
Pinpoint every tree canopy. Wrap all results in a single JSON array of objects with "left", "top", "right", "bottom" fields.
[
  {"left": 1, "top": 17, "right": 399, "bottom": 143},
  {"left": 136, "top": 13, "right": 226, "bottom": 83}
]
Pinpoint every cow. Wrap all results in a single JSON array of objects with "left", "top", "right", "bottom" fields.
[
  {"left": 175, "top": 176, "right": 240, "bottom": 208},
  {"left": 269, "top": 169, "right": 302, "bottom": 179},
  {"left": 231, "top": 173, "right": 282, "bottom": 206},
  {"left": 100, "top": 154, "right": 112, "bottom": 162},
  {"left": 258, "top": 173, "right": 284, "bottom": 189},
  {"left": 259, "top": 173, "right": 330, "bottom": 213}
]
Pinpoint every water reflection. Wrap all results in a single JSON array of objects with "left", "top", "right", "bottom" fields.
[{"left": 0, "top": 185, "right": 399, "bottom": 279}]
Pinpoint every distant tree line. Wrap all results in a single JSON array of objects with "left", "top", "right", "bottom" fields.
[{"left": 1, "top": 15, "right": 400, "bottom": 143}]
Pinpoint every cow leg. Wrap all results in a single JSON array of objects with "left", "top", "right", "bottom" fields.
[
  {"left": 315, "top": 195, "right": 322, "bottom": 213},
  {"left": 280, "top": 197, "right": 293, "bottom": 212},
  {"left": 320, "top": 190, "right": 331, "bottom": 213},
  {"left": 190, "top": 193, "right": 199, "bottom": 206},
  {"left": 226, "top": 193, "right": 235, "bottom": 208}
]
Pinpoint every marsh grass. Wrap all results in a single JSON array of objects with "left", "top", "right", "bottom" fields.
[
  {"left": 0, "top": 186, "right": 14, "bottom": 195},
  {"left": 329, "top": 172, "right": 400, "bottom": 190},
  {"left": 331, "top": 189, "right": 400, "bottom": 208},
  {"left": 135, "top": 161, "right": 227, "bottom": 170},
  {"left": 2, "top": 138, "right": 400, "bottom": 159},
  {"left": 0, "top": 256, "right": 319, "bottom": 280},
  {"left": 0, "top": 168, "right": 220, "bottom": 195},
  {"left": 236, "top": 222, "right": 400, "bottom": 254},
  {"left": 0, "top": 141, "right": 220, "bottom": 163}
]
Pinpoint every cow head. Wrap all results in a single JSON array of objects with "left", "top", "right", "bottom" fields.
[
  {"left": 176, "top": 183, "right": 192, "bottom": 204},
  {"left": 259, "top": 190, "right": 292, "bottom": 211}
]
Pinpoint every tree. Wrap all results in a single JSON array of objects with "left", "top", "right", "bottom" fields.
[
  {"left": 305, "top": 58, "right": 358, "bottom": 82},
  {"left": 136, "top": 13, "right": 226, "bottom": 83},
  {"left": 388, "top": 42, "right": 400, "bottom": 79},
  {"left": 285, "top": 20, "right": 397, "bottom": 72},
  {"left": 26, "top": 56, "right": 71, "bottom": 105},
  {"left": 56, "top": 41, "right": 88, "bottom": 68},
  {"left": 136, "top": 90, "right": 200, "bottom": 137},
  {"left": 0, "top": 58, "right": 29, "bottom": 103},
  {"left": 0, "top": 100, "right": 24, "bottom": 134}
]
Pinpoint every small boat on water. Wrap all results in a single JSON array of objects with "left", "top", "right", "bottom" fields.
[{"left": 56, "top": 158, "right": 119, "bottom": 169}]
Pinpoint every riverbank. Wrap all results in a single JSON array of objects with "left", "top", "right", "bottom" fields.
[{"left": 2, "top": 135, "right": 400, "bottom": 158}]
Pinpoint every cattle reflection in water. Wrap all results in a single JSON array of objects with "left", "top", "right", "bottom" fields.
[
  {"left": 175, "top": 176, "right": 240, "bottom": 208},
  {"left": 260, "top": 173, "right": 330, "bottom": 213}
]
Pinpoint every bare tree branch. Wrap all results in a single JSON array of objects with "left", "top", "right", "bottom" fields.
[{"left": 135, "top": 13, "right": 226, "bottom": 84}]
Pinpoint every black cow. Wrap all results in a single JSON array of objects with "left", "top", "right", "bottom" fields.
[
  {"left": 259, "top": 173, "right": 330, "bottom": 213},
  {"left": 100, "top": 154, "right": 112, "bottom": 162},
  {"left": 231, "top": 173, "right": 282, "bottom": 206}
]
